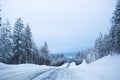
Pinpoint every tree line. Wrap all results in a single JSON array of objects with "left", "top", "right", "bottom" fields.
[
  {"left": 0, "top": 18, "right": 56, "bottom": 66},
  {"left": 75, "top": 0, "right": 120, "bottom": 65},
  {"left": 0, "top": 18, "right": 66, "bottom": 66}
]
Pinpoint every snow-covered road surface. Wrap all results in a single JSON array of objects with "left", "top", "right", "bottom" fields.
[
  {"left": 0, "top": 55, "right": 120, "bottom": 80},
  {"left": 0, "top": 63, "right": 72, "bottom": 80}
]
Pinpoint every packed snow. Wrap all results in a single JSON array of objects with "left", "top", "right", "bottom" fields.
[{"left": 0, "top": 55, "right": 120, "bottom": 80}]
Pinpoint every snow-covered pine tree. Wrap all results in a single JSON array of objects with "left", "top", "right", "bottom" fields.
[
  {"left": 0, "top": 19, "right": 13, "bottom": 63},
  {"left": 76, "top": 48, "right": 97, "bottom": 64},
  {"left": 75, "top": 51, "right": 87, "bottom": 65},
  {"left": 32, "top": 43, "right": 40, "bottom": 64},
  {"left": 94, "top": 32, "right": 105, "bottom": 58},
  {"left": 94, "top": 32, "right": 111, "bottom": 59},
  {"left": 24, "top": 24, "right": 34, "bottom": 63},
  {"left": 40, "top": 41, "right": 50, "bottom": 65},
  {"left": 49, "top": 53, "right": 66, "bottom": 66},
  {"left": 102, "top": 34, "right": 111, "bottom": 55},
  {"left": 12, "top": 18, "right": 25, "bottom": 64},
  {"left": 109, "top": 0, "right": 120, "bottom": 54}
]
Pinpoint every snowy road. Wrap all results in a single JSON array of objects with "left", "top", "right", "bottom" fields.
[
  {"left": 0, "top": 63, "right": 73, "bottom": 80},
  {"left": 0, "top": 55, "right": 120, "bottom": 80},
  {"left": 33, "top": 63, "right": 71, "bottom": 80}
]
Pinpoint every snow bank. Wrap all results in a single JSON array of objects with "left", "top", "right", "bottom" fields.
[
  {"left": 73, "top": 55, "right": 120, "bottom": 80},
  {"left": 80, "top": 60, "right": 87, "bottom": 66},
  {"left": 69, "top": 62, "right": 77, "bottom": 68},
  {"left": 59, "top": 63, "right": 69, "bottom": 68},
  {"left": 0, "top": 63, "right": 9, "bottom": 70}
]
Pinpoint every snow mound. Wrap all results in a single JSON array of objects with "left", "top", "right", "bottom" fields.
[
  {"left": 0, "top": 63, "right": 9, "bottom": 70},
  {"left": 81, "top": 60, "right": 87, "bottom": 66},
  {"left": 69, "top": 62, "right": 77, "bottom": 68},
  {"left": 73, "top": 55, "right": 120, "bottom": 80},
  {"left": 59, "top": 63, "right": 69, "bottom": 68}
]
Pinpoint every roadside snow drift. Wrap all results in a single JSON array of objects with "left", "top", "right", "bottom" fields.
[{"left": 0, "top": 55, "right": 120, "bottom": 80}]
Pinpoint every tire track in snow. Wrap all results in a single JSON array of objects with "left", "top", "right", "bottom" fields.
[
  {"left": 40, "top": 63, "right": 71, "bottom": 80},
  {"left": 0, "top": 68, "right": 54, "bottom": 80},
  {"left": 32, "top": 63, "right": 70, "bottom": 80},
  {"left": 30, "top": 68, "right": 54, "bottom": 80},
  {"left": 0, "top": 69, "right": 37, "bottom": 80},
  {"left": 0, "top": 68, "right": 33, "bottom": 76},
  {"left": 41, "top": 68, "right": 62, "bottom": 80},
  {"left": 65, "top": 63, "right": 71, "bottom": 68}
]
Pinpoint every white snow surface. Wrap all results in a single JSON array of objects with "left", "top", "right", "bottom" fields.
[{"left": 0, "top": 55, "right": 120, "bottom": 80}]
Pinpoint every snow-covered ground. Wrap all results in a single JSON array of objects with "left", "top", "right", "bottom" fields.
[{"left": 0, "top": 55, "right": 120, "bottom": 80}]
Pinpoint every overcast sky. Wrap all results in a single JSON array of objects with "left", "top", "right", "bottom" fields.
[{"left": 1, "top": 0, "right": 116, "bottom": 53}]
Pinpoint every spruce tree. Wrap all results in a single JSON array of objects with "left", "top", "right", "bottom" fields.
[
  {"left": 24, "top": 24, "right": 33, "bottom": 63},
  {"left": 12, "top": 18, "right": 25, "bottom": 64},
  {"left": 0, "top": 19, "right": 13, "bottom": 63},
  {"left": 110, "top": 0, "right": 120, "bottom": 54},
  {"left": 40, "top": 41, "right": 50, "bottom": 65}
]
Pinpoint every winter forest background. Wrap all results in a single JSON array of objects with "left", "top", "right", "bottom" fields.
[{"left": 0, "top": 0, "right": 120, "bottom": 67}]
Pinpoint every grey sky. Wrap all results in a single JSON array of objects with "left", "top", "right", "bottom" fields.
[{"left": 1, "top": 0, "right": 116, "bottom": 53}]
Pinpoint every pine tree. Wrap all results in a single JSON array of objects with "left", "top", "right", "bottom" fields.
[
  {"left": 109, "top": 0, "right": 120, "bottom": 54},
  {"left": 12, "top": 18, "right": 25, "bottom": 64},
  {"left": 24, "top": 24, "right": 33, "bottom": 63},
  {"left": 49, "top": 53, "right": 66, "bottom": 66},
  {"left": 95, "top": 32, "right": 104, "bottom": 58},
  {"left": 102, "top": 34, "right": 111, "bottom": 55},
  {"left": 75, "top": 51, "right": 87, "bottom": 65},
  {"left": 40, "top": 41, "right": 50, "bottom": 65},
  {"left": 0, "top": 19, "right": 13, "bottom": 63}
]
